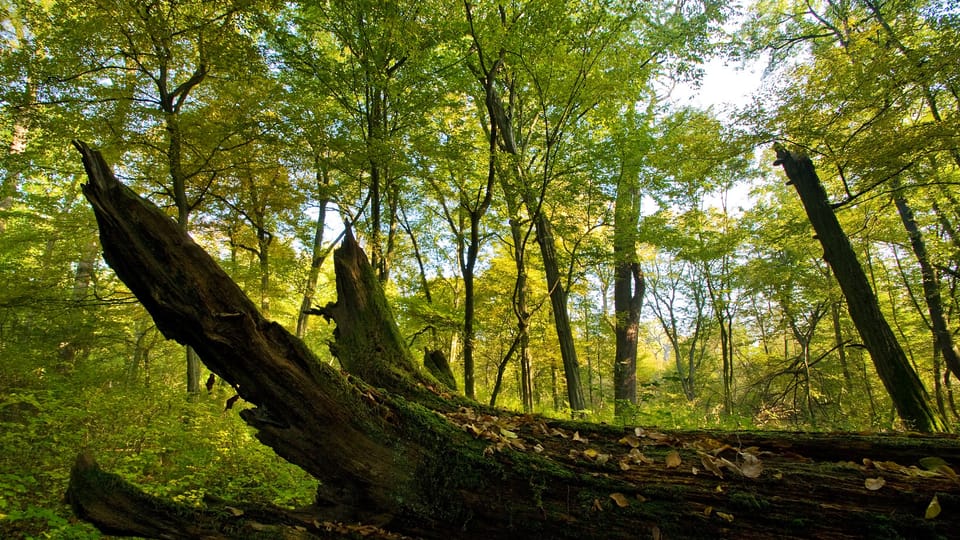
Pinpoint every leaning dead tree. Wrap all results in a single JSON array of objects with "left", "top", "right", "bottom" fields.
[
  {"left": 774, "top": 143, "right": 945, "bottom": 433},
  {"left": 68, "top": 141, "right": 960, "bottom": 539}
]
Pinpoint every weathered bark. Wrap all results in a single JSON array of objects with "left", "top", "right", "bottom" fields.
[
  {"left": 613, "top": 261, "right": 643, "bottom": 411},
  {"left": 311, "top": 225, "right": 439, "bottom": 396},
  {"left": 74, "top": 142, "right": 417, "bottom": 516},
  {"left": 66, "top": 452, "right": 327, "bottom": 539},
  {"left": 774, "top": 144, "right": 946, "bottom": 432},
  {"left": 70, "top": 143, "right": 960, "bottom": 539}
]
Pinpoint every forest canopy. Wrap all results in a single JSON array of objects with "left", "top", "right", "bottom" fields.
[{"left": 1, "top": 0, "right": 959, "bottom": 537}]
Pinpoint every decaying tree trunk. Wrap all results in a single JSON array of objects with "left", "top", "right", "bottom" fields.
[
  {"left": 774, "top": 143, "right": 946, "bottom": 433},
  {"left": 68, "top": 141, "right": 960, "bottom": 539}
]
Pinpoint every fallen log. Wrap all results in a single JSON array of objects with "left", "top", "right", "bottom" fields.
[{"left": 69, "top": 141, "right": 960, "bottom": 538}]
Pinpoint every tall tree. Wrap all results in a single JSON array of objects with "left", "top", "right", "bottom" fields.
[
  {"left": 741, "top": 0, "right": 960, "bottom": 428},
  {"left": 608, "top": 112, "right": 649, "bottom": 415}
]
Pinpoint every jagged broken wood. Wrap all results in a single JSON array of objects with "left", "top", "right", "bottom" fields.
[{"left": 69, "top": 141, "right": 960, "bottom": 539}]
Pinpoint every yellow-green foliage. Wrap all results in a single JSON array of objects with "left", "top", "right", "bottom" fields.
[{"left": 0, "top": 364, "right": 316, "bottom": 538}]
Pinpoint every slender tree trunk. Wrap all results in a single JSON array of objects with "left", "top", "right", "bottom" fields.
[
  {"left": 456, "top": 164, "right": 496, "bottom": 400},
  {"left": 651, "top": 273, "right": 700, "bottom": 401},
  {"left": 164, "top": 111, "right": 202, "bottom": 395},
  {"left": 488, "top": 334, "right": 520, "bottom": 407},
  {"left": 774, "top": 144, "right": 945, "bottom": 432},
  {"left": 295, "top": 211, "right": 330, "bottom": 337},
  {"left": 721, "top": 315, "right": 733, "bottom": 415},
  {"left": 892, "top": 183, "right": 960, "bottom": 379},
  {"left": 517, "top": 293, "right": 533, "bottom": 412},
  {"left": 473, "top": 41, "right": 585, "bottom": 411},
  {"left": 499, "top": 178, "right": 534, "bottom": 412},
  {"left": 367, "top": 85, "right": 386, "bottom": 281},
  {"left": 706, "top": 272, "right": 734, "bottom": 416},
  {"left": 366, "top": 86, "right": 399, "bottom": 285},
  {"left": 463, "top": 254, "right": 477, "bottom": 399},
  {"left": 831, "top": 301, "right": 853, "bottom": 389},
  {"left": 510, "top": 218, "right": 534, "bottom": 413},
  {"left": 296, "top": 156, "right": 333, "bottom": 337},
  {"left": 1, "top": 79, "right": 31, "bottom": 233},
  {"left": 529, "top": 209, "right": 586, "bottom": 412},
  {"left": 257, "top": 229, "right": 271, "bottom": 317},
  {"left": 794, "top": 329, "right": 816, "bottom": 425},
  {"left": 946, "top": 371, "right": 959, "bottom": 420},
  {"left": 934, "top": 346, "right": 948, "bottom": 421}
]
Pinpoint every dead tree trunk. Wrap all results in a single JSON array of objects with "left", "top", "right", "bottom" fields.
[
  {"left": 774, "top": 144, "right": 946, "bottom": 433},
  {"left": 68, "top": 142, "right": 960, "bottom": 539}
]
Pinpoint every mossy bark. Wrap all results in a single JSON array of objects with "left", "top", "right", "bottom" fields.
[{"left": 69, "top": 142, "right": 960, "bottom": 539}]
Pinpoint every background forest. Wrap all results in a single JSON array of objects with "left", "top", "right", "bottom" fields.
[{"left": 1, "top": 0, "right": 958, "bottom": 536}]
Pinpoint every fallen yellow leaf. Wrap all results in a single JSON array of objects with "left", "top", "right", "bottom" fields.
[
  {"left": 919, "top": 457, "right": 957, "bottom": 479},
  {"left": 716, "top": 511, "right": 734, "bottom": 523},
  {"left": 864, "top": 477, "right": 886, "bottom": 491},
  {"left": 619, "top": 434, "right": 641, "bottom": 448},
  {"left": 926, "top": 495, "right": 941, "bottom": 519},
  {"left": 700, "top": 453, "right": 724, "bottom": 478},
  {"left": 609, "top": 493, "right": 630, "bottom": 508},
  {"left": 628, "top": 447, "right": 654, "bottom": 464}
]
